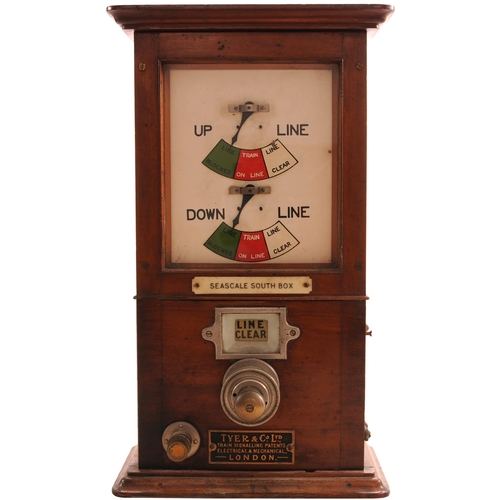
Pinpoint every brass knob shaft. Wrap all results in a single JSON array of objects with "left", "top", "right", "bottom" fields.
[{"left": 235, "top": 385, "right": 266, "bottom": 422}]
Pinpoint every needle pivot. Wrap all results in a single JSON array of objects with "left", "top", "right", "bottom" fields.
[
  {"left": 229, "top": 186, "right": 271, "bottom": 195},
  {"left": 228, "top": 103, "right": 269, "bottom": 113}
]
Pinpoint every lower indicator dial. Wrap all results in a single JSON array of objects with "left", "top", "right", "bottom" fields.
[{"left": 204, "top": 221, "right": 299, "bottom": 262}]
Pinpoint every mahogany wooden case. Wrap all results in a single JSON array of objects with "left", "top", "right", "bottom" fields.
[{"left": 108, "top": 4, "right": 393, "bottom": 498}]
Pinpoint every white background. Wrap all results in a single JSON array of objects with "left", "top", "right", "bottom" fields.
[{"left": 1, "top": 1, "right": 498, "bottom": 499}]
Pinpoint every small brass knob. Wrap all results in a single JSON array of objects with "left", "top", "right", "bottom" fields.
[
  {"left": 162, "top": 422, "right": 200, "bottom": 463},
  {"left": 166, "top": 432, "right": 191, "bottom": 462},
  {"left": 235, "top": 386, "right": 266, "bottom": 422}
]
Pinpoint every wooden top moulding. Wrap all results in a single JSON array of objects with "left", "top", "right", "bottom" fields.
[{"left": 107, "top": 4, "right": 394, "bottom": 33}]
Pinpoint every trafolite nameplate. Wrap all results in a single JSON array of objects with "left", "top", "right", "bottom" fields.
[
  {"left": 209, "top": 430, "right": 295, "bottom": 464},
  {"left": 192, "top": 276, "right": 312, "bottom": 294}
]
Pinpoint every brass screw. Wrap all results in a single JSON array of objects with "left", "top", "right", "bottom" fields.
[
  {"left": 138, "top": 62, "right": 147, "bottom": 71},
  {"left": 355, "top": 62, "right": 364, "bottom": 70}
]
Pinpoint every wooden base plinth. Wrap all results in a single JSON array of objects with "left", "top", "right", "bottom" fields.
[{"left": 112, "top": 443, "right": 389, "bottom": 498}]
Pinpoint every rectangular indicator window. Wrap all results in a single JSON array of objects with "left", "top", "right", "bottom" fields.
[{"left": 223, "top": 313, "right": 279, "bottom": 354}]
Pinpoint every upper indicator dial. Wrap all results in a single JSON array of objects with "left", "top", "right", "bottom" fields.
[{"left": 202, "top": 138, "right": 297, "bottom": 181}]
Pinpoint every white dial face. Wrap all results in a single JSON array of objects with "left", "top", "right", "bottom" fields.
[{"left": 168, "top": 65, "right": 338, "bottom": 265}]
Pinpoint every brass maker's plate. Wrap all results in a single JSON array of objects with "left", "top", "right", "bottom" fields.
[{"left": 208, "top": 430, "right": 295, "bottom": 465}]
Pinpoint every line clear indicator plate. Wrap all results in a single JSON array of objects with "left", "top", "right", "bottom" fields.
[{"left": 202, "top": 307, "right": 300, "bottom": 359}]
